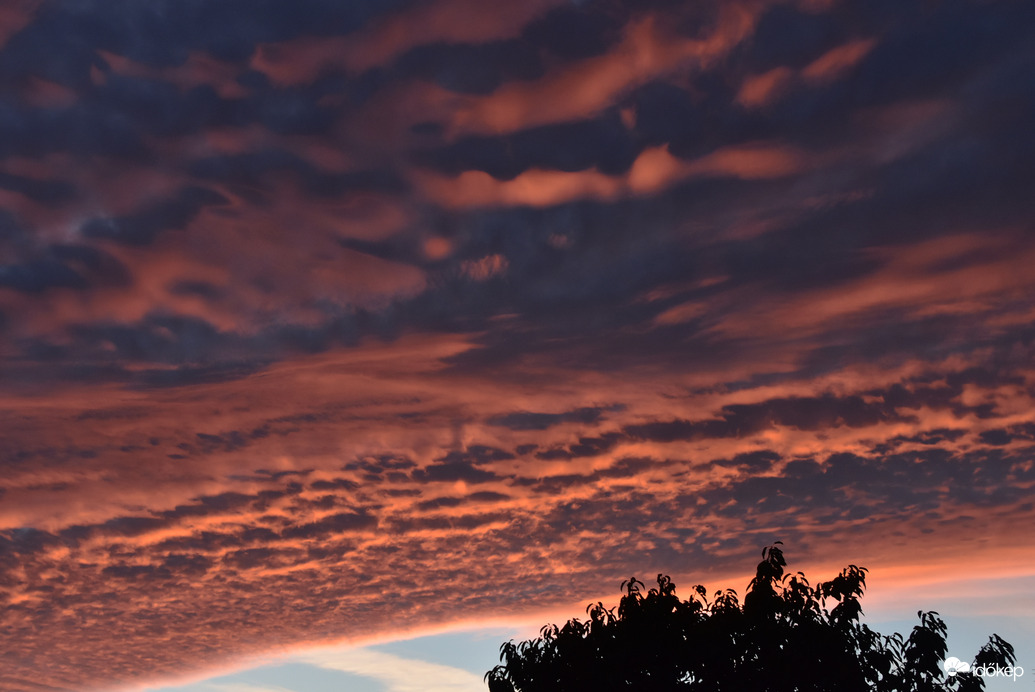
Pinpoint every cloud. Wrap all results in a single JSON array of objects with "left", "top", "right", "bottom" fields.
[
  {"left": 418, "top": 111, "right": 636, "bottom": 180},
  {"left": 445, "top": 7, "right": 759, "bottom": 135},
  {"left": 734, "top": 37, "right": 876, "bottom": 109},
  {"left": 0, "top": 1, "right": 42, "bottom": 50},
  {"left": 0, "top": 169, "right": 76, "bottom": 204},
  {"left": 412, "top": 461, "right": 500, "bottom": 484},
  {"left": 460, "top": 253, "right": 508, "bottom": 281},
  {"left": 487, "top": 405, "right": 620, "bottom": 431},
  {"left": 416, "top": 142, "right": 811, "bottom": 208},
  {"left": 800, "top": 38, "right": 876, "bottom": 84},
  {"left": 1, "top": 0, "right": 1035, "bottom": 690},
  {"left": 81, "top": 186, "right": 230, "bottom": 246},
  {"left": 251, "top": 0, "right": 565, "bottom": 84},
  {"left": 393, "top": 40, "right": 544, "bottom": 96},
  {"left": 299, "top": 647, "right": 485, "bottom": 692},
  {"left": 188, "top": 150, "right": 407, "bottom": 198},
  {"left": 624, "top": 392, "right": 918, "bottom": 443},
  {"left": 736, "top": 66, "right": 795, "bottom": 108},
  {"left": 205, "top": 683, "right": 296, "bottom": 692}
]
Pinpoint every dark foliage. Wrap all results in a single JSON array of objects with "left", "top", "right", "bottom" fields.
[{"left": 486, "top": 544, "right": 1015, "bottom": 692}]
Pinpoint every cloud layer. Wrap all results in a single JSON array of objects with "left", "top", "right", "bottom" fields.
[{"left": 1, "top": 0, "right": 1034, "bottom": 689}]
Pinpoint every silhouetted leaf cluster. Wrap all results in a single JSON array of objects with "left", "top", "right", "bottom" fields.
[{"left": 486, "top": 543, "right": 1014, "bottom": 692}]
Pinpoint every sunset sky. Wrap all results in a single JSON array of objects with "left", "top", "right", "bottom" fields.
[{"left": 1, "top": 0, "right": 1034, "bottom": 690}]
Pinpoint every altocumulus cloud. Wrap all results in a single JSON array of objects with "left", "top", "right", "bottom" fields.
[{"left": 1, "top": 0, "right": 1034, "bottom": 689}]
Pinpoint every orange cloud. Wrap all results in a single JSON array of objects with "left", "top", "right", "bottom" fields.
[
  {"left": 99, "top": 50, "right": 249, "bottom": 99},
  {"left": 737, "top": 38, "right": 876, "bottom": 109},
  {"left": 708, "top": 231, "right": 1035, "bottom": 340},
  {"left": 801, "top": 37, "right": 876, "bottom": 84},
  {"left": 461, "top": 253, "right": 509, "bottom": 281},
  {"left": 251, "top": 0, "right": 566, "bottom": 87},
  {"left": 448, "top": 6, "right": 759, "bottom": 135},
  {"left": 736, "top": 66, "right": 795, "bottom": 107},
  {"left": 653, "top": 300, "right": 709, "bottom": 326},
  {"left": 0, "top": 184, "right": 426, "bottom": 343},
  {"left": 0, "top": 1, "right": 41, "bottom": 49},
  {"left": 416, "top": 142, "right": 810, "bottom": 208},
  {"left": 20, "top": 76, "right": 77, "bottom": 108},
  {"left": 417, "top": 166, "right": 620, "bottom": 208},
  {"left": 4, "top": 316, "right": 1034, "bottom": 691},
  {"left": 341, "top": 0, "right": 565, "bottom": 73},
  {"left": 679, "top": 142, "right": 808, "bottom": 179}
]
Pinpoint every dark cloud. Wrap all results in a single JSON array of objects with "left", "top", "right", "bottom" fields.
[
  {"left": 415, "top": 496, "right": 464, "bottom": 511},
  {"left": 162, "top": 492, "right": 256, "bottom": 520},
  {"left": 411, "top": 461, "right": 501, "bottom": 484},
  {"left": 869, "top": 427, "right": 967, "bottom": 454},
  {"left": 335, "top": 234, "right": 435, "bottom": 268},
  {"left": 683, "top": 445, "right": 1035, "bottom": 526},
  {"left": 566, "top": 433, "right": 624, "bottom": 458},
  {"left": 738, "top": 4, "right": 850, "bottom": 72},
  {"left": 223, "top": 547, "right": 306, "bottom": 570},
  {"left": 0, "top": 212, "right": 133, "bottom": 293},
  {"left": 626, "top": 394, "right": 916, "bottom": 443},
  {"left": 65, "top": 314, "right": 229, "bottom": 363},
  {"left": 487, "top": 405, "right": 623, "bottom": 430},
  {"left": 135, "top": 359, "right": 270, "bottom": 388},
  {"left": 194, "top": 431, "right": 249, "bottom": 454},
  {"left": 845, "top": 0, "right": 1035, "bottom": 107},
  {"left": 80, "top": 186, "right": 229, "bottom": 246},
  {"left": 308, "top": 478, "right": 361, "bottom": 492},
  {"left": 522, "top": 5, "right": 623, "bottom": 60},
  {"left": 711, "top": 450, "right": 781, "bottom": 472},
  {"left": 1007, "top": 423, "right": 1035, "bottom": 441},
  {"left": 90, "top": 75, "right": 244, "bottom": 136},
  {"left": 102, "top": 563, "right": 171, "bottom": 580},
  {"left": 0, "top": 0, "right": 405, "bottom": 83},
  {"left": 468, "top": 490, "right": 510, "bottom": 502},
  {"left": 416, "top": 491, "right": 509, "bottom": 511},
  {"left": 0, "top": 171, "right": 76, "bottom": 204},
  {"left": 535, "top": 432, "right": 625, "bottom": 460},
  {"left": 250, "top": 87, "right": 339, "bottom": 135},
  {"left": 627, "top": 81, "right": 703, "bottom": 149},
  {"left": 59, "top": 515, "right": 170, "bottom": 544},
  {"left": 434, "top": 445, "right": 514, "bottom": 465},
  {"left": 512, "top": 456, "right": 670, "bottom": 495},
  {"left": 978, "top": 429, "right": 1012, "bottom": 446},
  {"left": 418, "top": 111, "right": 638, "bottom": 179},
  {"left": 388, "top": 511, "right": 512, "bottom": 533},
  {"left": 393, "top": 39, "right": 543, "bottom": 95},
  {"left": 0, "top": 100, "right": 148, "bottom": 159},
  {"left": 0, "top": 528, "right": 59, "bottom": 557},
  {"left": 167, "top": 279, "right": 224, "bottom": 301},
  {"left": 399, "top": 198, "right": 706, "bottom": 367},
  {"left": 9, "top": 308, "right": 417, "bottom": 385},
  {"left": 342, "top": 455, "right": 417, "bottom": 477},
  {"left": 281, "top": 511, "right": 378, "bottom": 540},
  {"left": 161, "top": 553, "right": 214, "bottom": 576},
  {"left": 190, "top": 150, "right": 407, "bottom": 199},
  {"left": 49, "top": 244, "right": 131, "bottom": 284},
  {"left": 0, "top": 257, "right": 86, "bottom": 293}
]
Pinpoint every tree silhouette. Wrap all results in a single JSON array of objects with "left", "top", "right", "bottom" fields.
[{"left": 486, "top": 543, "right": 1015, "bottom": 692}]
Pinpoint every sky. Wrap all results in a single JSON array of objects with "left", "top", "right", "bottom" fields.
[{"left": 0, "top": 0, "right": 1033, "bottom": 690}]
